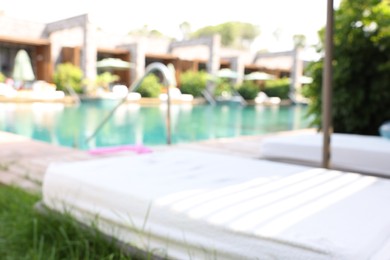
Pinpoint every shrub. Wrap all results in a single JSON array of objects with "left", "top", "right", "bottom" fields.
[
  {"left": 179, "top": 70, "right": 207, "bottom": 97},
  {"left": 263, "top": 78, "right": 290, "bottom": 99},
  {"left": 0, "top": 72, "right": 5, "bottom": 83},
  {"left": 136, "top": 74, "right": 161, "bottom": 97},
  {"left": 237, "top": 81, "right": 259, "bottom": 100},
  {"left": 214, "top": 79, "right": 233, "bottom": 97},
  {"left": 53, "top": 63, "right": 84, "bottom": 94},
  {"left": 95, "top": 72, "right": 119, "bottom": 90}
]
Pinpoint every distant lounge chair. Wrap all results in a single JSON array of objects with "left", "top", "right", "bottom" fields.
[
  {"left": 255, "top": 92, "right": 281, "bottom": 105},
  {"left": 260, "top": 132, "right": 390, "bottom": 177},
  {"left": 159, "top": 87, "right": 194, "bottom": 102},
  {"left": 41, "top": 148, "right": 390, "bottom": 259},
  {"left": 0, "top": 82, "right": 17, "bottom": 97}
]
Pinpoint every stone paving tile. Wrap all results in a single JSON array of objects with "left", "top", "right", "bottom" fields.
[
  {"left": 0, "top": 132, "right": 91, "bottom": 192},
  {"left": 0, "top": 129, "right": 316, "bottom": 193},
  {"left": 0, "top": 170, "right": 41, "bottom": 194}
]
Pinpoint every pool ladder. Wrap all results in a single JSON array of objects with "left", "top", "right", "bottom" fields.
[
  {"left": 85, "top": 62, "right": 176, "bottom": 145},
  {"left": 65, "top": 83, "right": 81, "bottom": 105}
]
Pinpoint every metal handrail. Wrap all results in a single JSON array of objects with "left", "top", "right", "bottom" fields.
[
  {"left": 85, "top": 62, "right": 176, "bottom": 145},
  {"left": 65, "top": 83, "right": 81, "bottom": 105}
]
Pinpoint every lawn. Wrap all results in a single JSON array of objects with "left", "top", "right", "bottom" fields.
[{"left": 0, "top": 185, "right": 142, "bottom": 260}]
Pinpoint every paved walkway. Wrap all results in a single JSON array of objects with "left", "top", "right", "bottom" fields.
[
  {"left": 0, "top": 129, "right": 315, "bottom": 193},
  {"left": 0, "top": 132, "right": 92, "bottom": 192}
]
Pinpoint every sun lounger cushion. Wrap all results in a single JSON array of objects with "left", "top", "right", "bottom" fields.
[
  {"left": 42, "top": 149, "right": 390, "bottom": 259},
  {"left": 260, "top": 132, "right": 390, "bottom": 176}
]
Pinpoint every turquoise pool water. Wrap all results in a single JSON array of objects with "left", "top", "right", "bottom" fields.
[{"left": 0, "top": 101, "right": 311, "bottom": 150}]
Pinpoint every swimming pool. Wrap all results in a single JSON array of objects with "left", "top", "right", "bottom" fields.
[{"left": 0, "top": 101, "right": 311, "bottom": 150}]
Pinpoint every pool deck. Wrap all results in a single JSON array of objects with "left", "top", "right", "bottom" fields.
[{"left": 0, "top": 129, "right": 316, "bottom": 193}]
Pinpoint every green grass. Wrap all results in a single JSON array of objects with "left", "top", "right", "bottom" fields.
[{"left": 0, "top": 185, "right": 142, "bottom": 260}]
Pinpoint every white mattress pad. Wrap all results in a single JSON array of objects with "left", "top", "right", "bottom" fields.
[
  {"left": 260, "top": 133, "right": 390, "bottom": 176},
  {"left": 43, "top": 148, "right": 390, "bottom": 259}
]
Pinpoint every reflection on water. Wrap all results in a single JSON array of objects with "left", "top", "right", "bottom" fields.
[{"left": 0, "top": 101, "right": 311, "bottom": 150}]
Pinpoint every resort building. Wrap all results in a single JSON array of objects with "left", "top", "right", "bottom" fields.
[{"left": 0, "top": 12, "right": 308, "bottom": 91}]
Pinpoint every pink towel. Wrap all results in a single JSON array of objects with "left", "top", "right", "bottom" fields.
[{"left": 88, "top": 145, "right": 152, "bottom": 155}]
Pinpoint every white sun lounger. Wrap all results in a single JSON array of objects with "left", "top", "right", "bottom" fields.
[
  {"left": 42, "top": 148, "right": 390, "bottom": 260},
  {"left": 260, "top": 132, "right": 390, "bottom": 177}
]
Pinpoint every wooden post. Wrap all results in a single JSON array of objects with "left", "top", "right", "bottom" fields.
[{"left": 322, "top": 0, "right": 334, "bottom": 169}]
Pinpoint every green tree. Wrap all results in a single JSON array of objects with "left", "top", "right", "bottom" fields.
[
  {"left": 304, "top": 0, "right": 390, "bottom": 135},
  {"left": 128, "top": 25, "right": 164, "bottom": 37},
  {"left": 191, "top": 22, "right": 260, "bottom": 48},
  {"left": 179, "top": 21, "right": 192, "bottom": 40},
  {"left": 293, "top": 34, "right": 307, "bottom": 48}
]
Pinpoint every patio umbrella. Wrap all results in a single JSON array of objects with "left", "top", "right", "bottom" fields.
[
  {"left": 216, "top": 68, "right": 240, "bottom": 79},
  {"left": 96, "top": 58, "right": 134, "bottom": 70},
  {"left": 12, "top": 49, "right": 35, "bottom": 83},
  {"left": 244, "top": 71, "right": 275, "bottom": 81}
]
